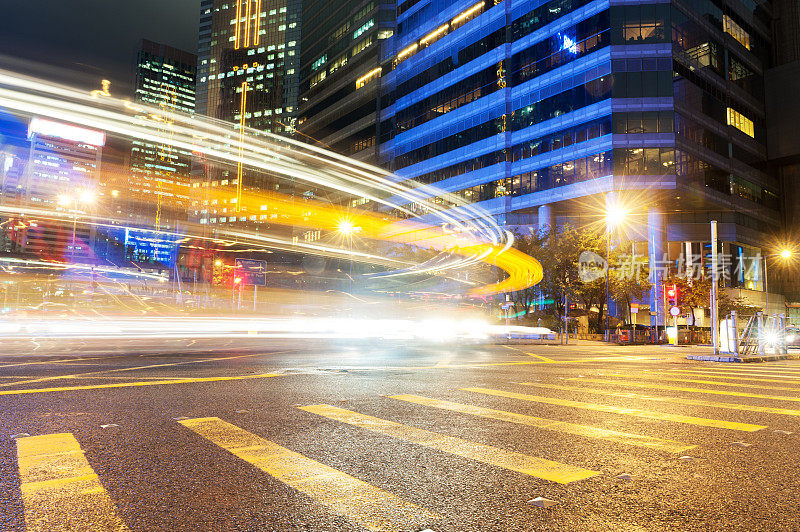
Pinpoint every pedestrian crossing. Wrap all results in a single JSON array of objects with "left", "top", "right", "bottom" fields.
[{"left": 10, "top": 364, "right": 800, "bottom": 531}]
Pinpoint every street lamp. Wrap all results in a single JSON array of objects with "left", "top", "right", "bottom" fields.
[
  {"left": 764, "top": 248, "right": 793, "bottom": 315},
  {"left": 338, "top": 219, "right": 358, "bottom": 293},
  {"left": 57, "top": 189, "right": 95, "bottom": 263},
  {"left": 605, "top": 204, "right": 627, "bottom": 342}
]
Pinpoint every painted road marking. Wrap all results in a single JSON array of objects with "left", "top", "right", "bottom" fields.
[
  {"left": 16, "top": 433, "right": 129, "bottom": 531},
  {"left": 671, "top": 369, "right": 800, "bottom": 380},
  {"left": 464, "top": 387, "right": 765, "bottom": 432},
  {"left": 300, "top": 404, "right": 599, "bottom": 483},
  {"left": 587, "top": 374, "right": 800, "bottom": 393},
  {"left": 0, "top": 373, "right": 282, "bottom": 396},
  {"left": 521, "top": 382, "right": 800, "bottom": 418},
  {"left": 569, "top": 378, "right": 800, "bottom": 403},
  {"left": 527, "top": 354, "right": 556, "bottom": 363},
  {"left": 389, "top": 394, "right": 693, "bottom": 453},
  {"left": 179, "top": 417, "right": 436, "bottom": 531},
  {"left": 688, "top": 365, "right": 800, "bottom": 374},
  {"left": 667, "top": 370, "right": 800, "bottom": 383},
  {"left": 1, "top": 352, "right": 286, "bottom": 388}
]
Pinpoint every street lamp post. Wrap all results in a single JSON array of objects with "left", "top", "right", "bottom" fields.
[
  {"left": 605, "top": 202, "right": 627, "bottom": 342},
  {"left": 764, "top": 248, "right": 792, "bottom": 315},
  {"left": 338, "top": 219, "right": 358, "bottom": 294},
  {"left": 58, "top": 189, "right": 95, "bottom": 264}
]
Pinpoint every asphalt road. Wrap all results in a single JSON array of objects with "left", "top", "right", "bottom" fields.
[{"left": 1, "top": 341, "right": 799, "bottom": 531}]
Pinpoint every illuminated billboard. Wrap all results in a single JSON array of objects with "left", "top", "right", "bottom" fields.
[{"left": 28, "top": 118, "right": 106, "bottom": 147}]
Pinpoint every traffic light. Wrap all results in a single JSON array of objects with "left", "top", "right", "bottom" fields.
[
  {"left": 666, "top": 284, "right": 680, "bottom": 306},
  {"left": 212, "top": 259, "right": 225, "bottom": 286}
]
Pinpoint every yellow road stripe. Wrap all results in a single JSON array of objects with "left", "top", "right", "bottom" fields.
[
  {"left": 520, "top": 382, "right": 800, "bottom": 418},
  {"left": 586, "top": 374, "right": 800, "bottom": 392},
  {"left": 526, "top": 354, "right": 556, "bottom": 362},
  {"left": 179, "top": 417, "right": 436, "bottom": 531},
  {"left": 464, "top": 387, "right": 765, "bottom": 432},
  {"left": 1, "top": 352, "right": 284, "bottom": 388},
  {"left": 671, "top": 369, "right": 800, "bottom": 380},
  {"left": 665, "top": 370, "right": 800, "bottom": 384},
  {"left": 0, "top": 373, "right": 282, "bottom": 396},
  {"left": 570, "top": 378, "right": 800, "bottom": 403},
  {"left": 16, "top": 433, "right": 129, "bottom": 531},
  {"left": 300, "top": 404, "right": 599, "bottom": 483},
  {"left": 690, "top": 365, "right": 800, "bottom": 374},
  {"left": 389, "top": 394, "right": 694, "bottom": 453}
]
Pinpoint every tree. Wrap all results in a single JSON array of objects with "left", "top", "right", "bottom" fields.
[{"left": 609, "top": 243, "right": 651, "bottom": 325}]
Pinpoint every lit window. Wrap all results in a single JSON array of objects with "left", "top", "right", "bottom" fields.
[
  {"left": 727, "top": 107, "right": 754, "bottom": 137},
  {"left": 724, "top": 15, "right": 750, "bottom": 50}
]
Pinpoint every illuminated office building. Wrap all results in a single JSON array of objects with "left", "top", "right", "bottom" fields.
[
  {"left": 378, "top": 0, "right": 780, "bottom": 321},
  {"left": 194, "top": 0, "right": 301, "bottom": 229},
  {"left": 20, "top": 118, "right": 105, "bottom": 262},
  {"left": 297, "top": 0, "right": 395, "bottom": 166},
  {"left": 129, "top": 39, "right": 197, "bottom": 231}
]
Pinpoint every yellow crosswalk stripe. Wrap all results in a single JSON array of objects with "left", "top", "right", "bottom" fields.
[
  {"left": 588, "top": 373, "right": 800, "bottom": 392},
  {"left": 569, "top": 378, "right": 800, "bottom": 403},
  {"left": 464, "top": 387, "right": 765, "bottom": 432},
  {"left": 690, "top": 365, "right": 800, "bottom": 374},
  {"left": 521, "top": 382, "right": 800, "bottom": 418},
  {"left": 526, "top": 354, "right": 556, "bottom": 362},
  {"left": 666, "top": 370, "right": 800, "bottom": 384},
  {"left": 301, "top": 404, "right": 599, "bottom": 484},
  {"left": 179, "top": 417, "right": 436, "bottom": 531},
  {"left": 671, "top": 369, "right": 800, "bottom": 380},
  {"left": 0, "top": 373, "right": 283, "bottom": 396},
  {"left": 389, "top": 394, "right": 694, "bottom": 453},
  {"left": 16, "top": 433, "right": 129, "bottom": 531}
]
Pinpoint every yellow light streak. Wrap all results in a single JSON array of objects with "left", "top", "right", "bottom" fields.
[
  {"left": 235, "top": 0, "right": 242, "bottom": 49},
  {"left": 244, "top": 0, "right": 252, "bottom": 47},
  {"left": 452, "top": 1, "right": 485, "bottom": 26},
  {"left": 420, "top": 24, "right": 449, "bottom": 45},
  {"left": 254, "top": 0, "right": 262, "bottom": 46}
]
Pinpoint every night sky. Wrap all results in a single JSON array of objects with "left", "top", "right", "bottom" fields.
[{"left": 0, "top": 0, "right": 201, "bottom": 95}]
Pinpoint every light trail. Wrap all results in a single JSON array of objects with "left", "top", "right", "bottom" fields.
[{"left": 0, "top": 68, "right": 542, "bottom": 295}]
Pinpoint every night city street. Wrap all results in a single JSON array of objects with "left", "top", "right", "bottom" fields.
[{"left": 2, "top": 343, "right": 800, "bottom": 531}]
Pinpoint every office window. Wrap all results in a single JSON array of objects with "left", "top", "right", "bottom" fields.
[
  {"left": 726, "top": 107, "right": 754, "bottom": 137},
  {"left": 723, "top": 14, "right": 750, "bottom": 49}
]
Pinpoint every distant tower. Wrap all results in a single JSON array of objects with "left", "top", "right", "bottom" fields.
[{"left": 128, "top": 39, "right": 197, "bottom": 232}]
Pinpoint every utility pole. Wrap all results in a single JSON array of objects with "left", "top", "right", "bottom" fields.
[{"left": 710, "top": 220, "right": 719, "bottom": 356}]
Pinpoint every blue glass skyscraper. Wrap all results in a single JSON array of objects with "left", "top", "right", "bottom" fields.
[{"left": 379, "top": 0, "right": 778, "bottom": 324}]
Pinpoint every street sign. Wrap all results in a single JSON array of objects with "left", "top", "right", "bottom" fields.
[
  {"left": 234, "top": 259, "right": 267, "bottom": 286},
  {"left": 669, "top": 305, "right": 681, "bottom": 317},
  {"left": 630, "top": 304, "right": 639, "bottom": 314}
]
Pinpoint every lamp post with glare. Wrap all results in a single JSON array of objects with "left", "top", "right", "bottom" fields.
[
  {"left": 764, "top": 248, "right": 793, "bottom": 315},
  {"left": 338, "top": 220, "right": 358, "bottom": 293},
  {"left": 605, "top": 204, "right": 627, "bottom": 342},
  {"left": 57, "top": 189, "right": 95, "bottom": 264}
]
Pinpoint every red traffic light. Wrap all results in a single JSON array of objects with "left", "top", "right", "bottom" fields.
[{"left": 666, "top": 285, "right": 677, "bottom": 298}]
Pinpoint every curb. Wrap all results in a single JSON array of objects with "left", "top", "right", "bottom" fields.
[{"left": 687, "top": 354, "right": 800, "bottom": 363}]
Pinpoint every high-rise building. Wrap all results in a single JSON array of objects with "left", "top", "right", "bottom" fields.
[
  {"left": 378, "top": 0, "right": 779, "bottom": 322},
  {"left": 196, "top": 0, "right": 300, "bottom": 133},
  {"left": 128, "top": 39, "right": 197, "bottom": 232},
  {"left": 297, "top": 0, "right": 395, "bottom": 166},
  {"left": 193, "top": 0, "right": 302, "bottom": 231},
  {"left": 20, "top": 118, "right": 105, "bottom": 262}
]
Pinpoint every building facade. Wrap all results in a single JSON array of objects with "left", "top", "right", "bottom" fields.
[
  {"left": 297, "top": 0, "right": 395, "bottom": 166},
  {"left": 129, "top": 39, "right": 197, "bottom": 232},
  {"left": 193, "top": 0, "right": 302, "bottom": 231},
  {"left": 376, "top": 0, "right": 779, "bottom": 323}
]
